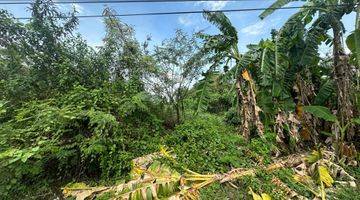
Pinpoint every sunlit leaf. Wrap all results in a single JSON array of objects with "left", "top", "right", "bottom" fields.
[
  {"left": 261, "top": 193, "right": 272, "bottom": 200},
  {"left": 249, "top": 187, "right": 263, "bottom": 200},
  {"left": 306, "top": 150, "right": 321, "bottom": 164},
  {"left": 318, "top": 166, "right": 334, "bottom": 187},
  {"left": 242, "top": 69, "right": 251, "bottom": 81}
]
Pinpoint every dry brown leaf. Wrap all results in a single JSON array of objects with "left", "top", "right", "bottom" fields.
[{"left": 242, "top": 69, "right": 251, "bottom": 81}]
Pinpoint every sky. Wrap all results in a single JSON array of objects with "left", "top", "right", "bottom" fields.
[{"left": 1, "top": 0, "right": 357, "bottom": 54}]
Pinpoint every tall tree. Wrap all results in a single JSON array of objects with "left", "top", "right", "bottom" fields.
[
  {"left": 150, "top": 29, "right": 206, "bottom": 123},
  {"left": 25, "top": 0, "right": 78, "bottom": 97},
  {"left": 100, "top": 7, "right": 153, "bottom": 93}
]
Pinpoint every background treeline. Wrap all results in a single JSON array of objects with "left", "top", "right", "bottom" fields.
[{"left": 0, "top": 0, "right": 359, "bottom": 199}]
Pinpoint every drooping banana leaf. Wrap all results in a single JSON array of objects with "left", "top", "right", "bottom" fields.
[{"left": 303, "top": 106, "right": 337, "bottom": 122}]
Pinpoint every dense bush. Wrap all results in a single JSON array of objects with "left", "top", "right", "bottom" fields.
[
  {"left": 224, "top": 107, "right": 241, "bottom": 125},
  {"left": 0, "top": 86, "right": 163, "bottom": 199},
  {"left": 164, "top": 114, "right": 253, "bottom": 173}
]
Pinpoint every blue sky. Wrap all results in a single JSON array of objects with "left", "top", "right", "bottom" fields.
[{"left": 1, "top": 0, "right": 357, "bottom": 53}]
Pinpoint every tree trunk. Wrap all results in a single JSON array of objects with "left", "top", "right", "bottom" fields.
[
  {"left": 332, "top": 25, "right": 354, "bottom": 140},
  {"left": 236, "top": 77, "right": 250, "bottom": 140},
  {"left": 175, "top": 103, "right": 181, "bottom": 124},
  {"left": 236, "top": 71, "right": 264, "bottom": 140}
]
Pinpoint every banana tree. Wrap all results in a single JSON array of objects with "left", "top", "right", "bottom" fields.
[
  {"left": 303, "top": 105, "right": 359, "bottom": 159},
  {"left": 260, "top": 0, "right": 359, "bottom": 140},
  {"left": 346, "top": 6, "right": 360, "bottom": 113},
  {"left": 199, "top": 11, "right": 264, "bottom": 139}
]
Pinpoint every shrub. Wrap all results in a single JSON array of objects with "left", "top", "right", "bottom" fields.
[
  {"left": 224, "top": 107, "right": 241, "bottom": 125},
  {"left": 0, "top": 86, "right": 163, "bottom": 199},
  {"left": 164, "top": 114, "right": 251, "bottom": 173}
]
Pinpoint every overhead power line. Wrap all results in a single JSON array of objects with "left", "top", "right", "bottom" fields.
[
  {"left": 10, "top": 3, "right": 359, "bottom": 20},
  {"left": 0, "top": 0, "right": 265, "bottom": 5}
]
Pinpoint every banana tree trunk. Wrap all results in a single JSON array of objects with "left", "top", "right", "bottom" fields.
[
  {"left": 332, "top": 25, "right": 354, "bottom": 140},
  {"left": 236, "top": 71, "right": 264, "bottom": 140},
  {"left": 236, "top": 77, "right": 251, "bottom": 140}
]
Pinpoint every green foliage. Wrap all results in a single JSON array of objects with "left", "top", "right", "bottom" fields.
[
  {"left": 202, "top": 11, "right": 238, "bottom": 51},
  {"left": 329, "top": 185, "right": 360, "bottom": 200},
  {"left": 0, "top": 1, "right": 359, "bottom": 199},
  {"left": 346, "top": 29, "right": 360, "bottom": 66},
  {"left": 0, "top": 86, "right": 163, "bottom": 199},
  {"left": 314, "top": 80, "right": 334, "bottom": 105},
  {"left": 200, "top": 182, "right": 244, "bottom": 200},
  {"left": 248, "top": 133, "right": 278, "bottom": 164},
  {"left": 151, "top": 29, "right": 207, "bottom": 123},
  {"left": 192, "top": 71, "right": 233, "bottom": 115},
  {"left": 0, "top": 100, "right": 6, "bottom": 117},
  {"left": 303, "top": 106, "right": 337, "bottom": 122},
  {"left": 224, "top": 107, "right": 241, "bottom": 125},
  {"left": 273, "top": 168, "right": 313, "bottom": 197},
  {"left": 164, "top": 114, "right": 249, "bottom": 173},
  {"left": 259, "top": 0, "right": 298, "bottom": 19}
]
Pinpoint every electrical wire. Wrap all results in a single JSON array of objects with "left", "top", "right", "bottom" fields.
[
  {"left": 10, "top": 3, "right": 358, "bottom": 20},
  {"left": 0, "top": 0, "right": 267, "bottom": 5}
]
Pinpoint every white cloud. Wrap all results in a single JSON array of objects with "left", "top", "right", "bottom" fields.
[
  {"left": 57, "top": 3, "right": 85, "bottom": 14},
  {"left": 196, "top": 1, "right": 228, "bottom": 10},
  {"left": 240, "top": 21, "right": 266, "bottom": 36},
  {"left": 240, "top": 17, "right": 283, "bottom": 36},
  {"left": 178, "top": 15, "right": 194, "bottom": 26}
]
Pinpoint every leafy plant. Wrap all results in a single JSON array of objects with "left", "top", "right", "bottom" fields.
[
  {"left": 303, "top": 106, "right": 359, "bottom": 158},
  {"left": 164, "top": 114, "right": 249, "bottom": 173}
]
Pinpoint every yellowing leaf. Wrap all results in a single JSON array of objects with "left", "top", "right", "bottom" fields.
[
  {"left": 293, "top": 174, "right": 311, "bottom": 184},
  {"left": 249, "top": 187, "right": 263, "bottom": 200},
  {"left": 266, "top": 163, "right": 283, "bottom": 171},
  {"left": 261, "top": 193, "right": 271, "bottom": 200},
  {"left": 160, "top": 146, "right": 174, "bottom": 160},
  {"left": 318, "top": 166, "right": 334, "bottom": 187},
  {"left": 242, "top": 69, "right": 252, "bottom": 81}
]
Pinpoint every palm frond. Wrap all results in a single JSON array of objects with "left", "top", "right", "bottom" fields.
[
  {"left": 314, "top": 80, "right": 334, "bottom": 105},
  {"left": 260, "top": 47, "right": 275, "bottom": 87},
  {"left": 259, "top": 0, "right": 302, "bottom": 19},
  {"left": 203, "top": 11, "right": 238, "bottom": 44},
  {"left": 299, "top": 20, "right": 328, "bottom": 67}
]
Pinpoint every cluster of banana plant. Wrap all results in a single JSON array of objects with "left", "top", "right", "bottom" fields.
[{"left": 303, "top": 106, "right": 360, "bottom": 159}]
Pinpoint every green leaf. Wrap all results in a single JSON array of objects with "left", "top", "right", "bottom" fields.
[
  {"left": 0, "top": 149, "right": 18, "bottom": 159},
  {"left": 0, "top": 102, "right": 6, "bottom": 116},
  {"left": 259, "top": 0, "right": 296, "bottom": 19},
  {"left": 303, "top": 106, "right": 337, "bottom": 122},
  {"left": 21, "top": 151, "right": 34, "bottom": 162},
  {"left": 352, "top": 118, "right": 360, "bottom": 125},
  {"left": 320, "top": 131, "right": 334, "bottom": 137},
  {"left": 346, "top": 29, "right": 360, "bottom": 66},
  {"left": 314, "top": 80, "right": 334, "bottom": 105},
  {"left": 306, "top": 150, "right": 321, "bottom": 164}
]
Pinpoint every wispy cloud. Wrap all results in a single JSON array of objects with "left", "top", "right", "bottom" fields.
[
  {"left": 57, "top": 3, "right": 85, "bottom": 14},
  {"left": 178, "top": 15, "right": 194, "bottom": 26},
  {"left": 240, "top": 17, "right": 282, "bottom": 36},
  {"left": 196, "top": 1, "right": 228, "bottom": 10},
  {"left": 240, "top": 21, "right": 266, "bottom": 36}
]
